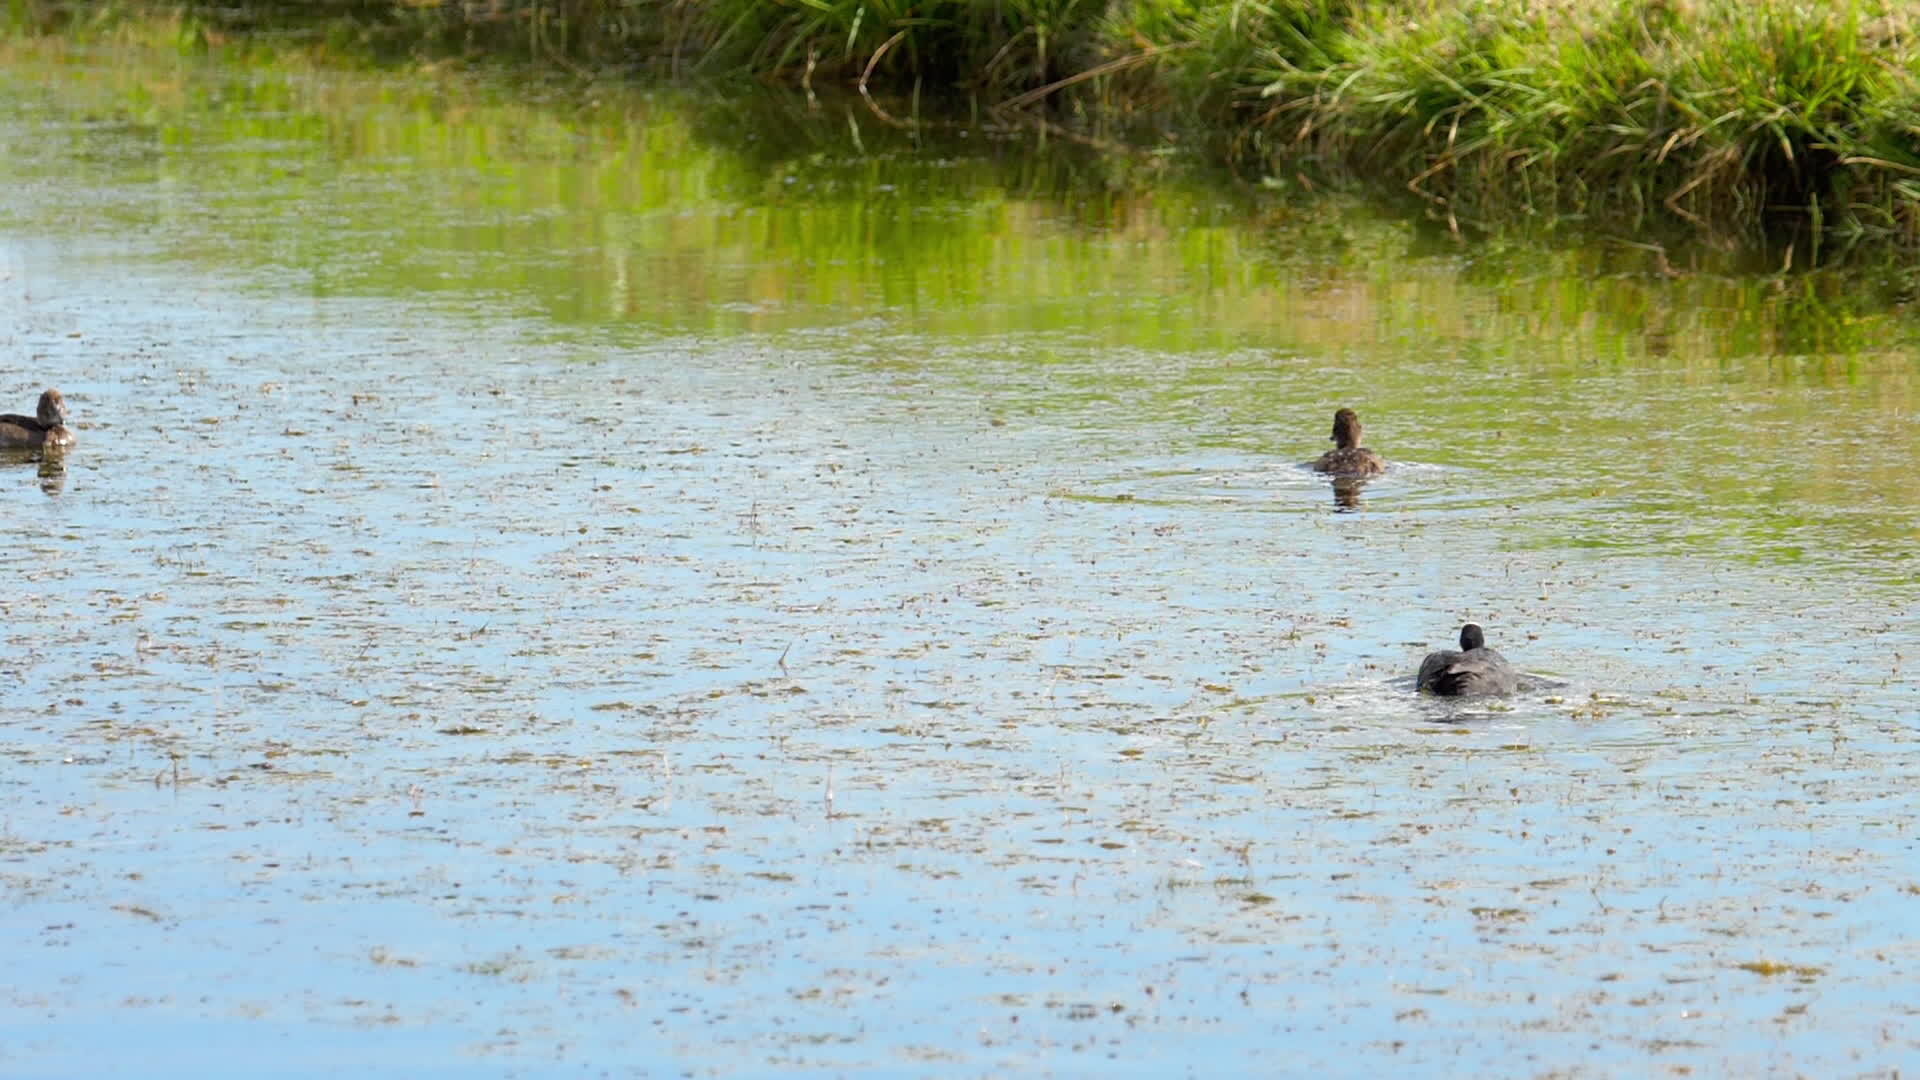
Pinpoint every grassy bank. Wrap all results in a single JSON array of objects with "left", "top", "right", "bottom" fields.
[
  {"left": 1237, "top": 1, "right": 1920, "bottom": 252},
  {"left": 13, "top": 0, "right": 1920, "bottom": 251}
]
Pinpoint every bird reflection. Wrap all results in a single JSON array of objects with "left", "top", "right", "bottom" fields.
[
  {"left": 2, "top": 447, "right": 70, "bottom": 495},
  {"left": 38, "top": 455, "right": 68, "bottom": 495},
  {"left": 1330, "top": 475, "right": 1367, "bottom": 511}
]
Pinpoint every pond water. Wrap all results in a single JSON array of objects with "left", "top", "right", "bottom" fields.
[{"left": 2, "top": 36, "right": 1917, "bottom": 1077}]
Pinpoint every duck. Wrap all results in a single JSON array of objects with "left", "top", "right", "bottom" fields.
[
  {"left": 1416, "top": 622, "right": 1520, "bottom": 696},
  {"left": 0, "top": 389, "right": 77, "bottom": 450},
  {"left": 1308, "top": 408, "right": 1385, "bottom": 477}
]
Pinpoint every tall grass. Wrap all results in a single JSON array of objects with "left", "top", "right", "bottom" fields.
[
  {"left": 670, "top": 0, "right": 1116, "bottom": 96},
  {"left": 1129, "top": 0, "right": 1346, "bottom": 114},
  {"left": 1243, "top": 0, "right": 1920, "bottom": 244}
]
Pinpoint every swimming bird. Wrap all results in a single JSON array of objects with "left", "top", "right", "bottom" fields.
[
  {"left": 0, "top": 389, "right": 77, "bottom": 450},
  {"left": 1416, "top": 622, "right": 1519, "bottom": 696},
  {"left": 1309, "top": 408, "right": 1385, "bottom": 477}
]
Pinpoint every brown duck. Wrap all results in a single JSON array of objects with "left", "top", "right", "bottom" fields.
[
  {"left": 0, "top": 389, "right": 77, "bottom": 450},
  {"left": 1308, "top": 408, "right": 1385, "bottom": 477}
]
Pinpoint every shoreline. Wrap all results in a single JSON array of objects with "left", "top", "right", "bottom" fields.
[{"left": 9, "top": 0, "right": 1920, "bottom": 253}]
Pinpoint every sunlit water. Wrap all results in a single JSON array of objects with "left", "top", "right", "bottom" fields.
[{"left": 2, "top": 39, "right": 1918, "bottom": 1077}]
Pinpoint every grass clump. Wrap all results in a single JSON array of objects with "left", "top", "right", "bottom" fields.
[
  {"left": 1113, "top": 0, "right": 1351, "bottom": 127},
  {"left": 1244, "top": 0, "right": 1920, "bottom": 244},
  {"left": 672, "top": 0, "right": 1119, "bottom": 96}
]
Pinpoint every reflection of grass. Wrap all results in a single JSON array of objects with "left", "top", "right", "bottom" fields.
[
  {"left": 5, "top": 34, "right": 1920, "bottom": 570},
  {"left": 1048, "top": 491, "right": 1139, "bottom": 504}
]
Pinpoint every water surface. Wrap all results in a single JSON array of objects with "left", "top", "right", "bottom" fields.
[{"left": 2, "top": 37, "right": 1918, "bottom": 1077}]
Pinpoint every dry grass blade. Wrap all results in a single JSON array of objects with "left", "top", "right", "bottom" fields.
[{"left": 994, "top": 43, "right": 1191, "bottom": 114}]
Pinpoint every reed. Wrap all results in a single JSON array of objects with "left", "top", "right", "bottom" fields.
[
  {"left": 689, "top": 0, "right": 1112, "bottom": 93},
  {"left": 1240, "top": 0, "right": 1920, "bottom": 242}
]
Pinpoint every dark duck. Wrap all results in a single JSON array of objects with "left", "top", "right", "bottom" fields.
[{"left": 1417, "top": 623, "right": 1520, "bottom": 697}]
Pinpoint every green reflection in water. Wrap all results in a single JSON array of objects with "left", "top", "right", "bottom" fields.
[{"left": 2, "top": 36, "right": 1917, "bottom": 580}]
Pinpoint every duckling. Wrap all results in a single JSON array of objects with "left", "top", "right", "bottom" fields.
[{"left": 1308, "top": 408, "right": 1385, "bottom": 477}]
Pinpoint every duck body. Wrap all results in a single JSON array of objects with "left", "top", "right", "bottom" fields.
[
  {"left": 1312, "top": 446, "right": 1387, "bottom": 477},
  {"left": 1417, "top": 622, "right": 1520, "bottom": 696},
  {"left": 1308, "top": 407, "right": 1386, "bottom": 477},
  {"left": 0, "top": 389, "right": 76, "bottom": 450}
]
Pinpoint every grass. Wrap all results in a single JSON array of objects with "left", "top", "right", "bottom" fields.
[
  {"left": 10, "top": 0, "right": 1920, "bottom": 250},
  {"left": 1239, "top": 0, "right": 1920, "bottom": 249},
  {"left": 693, "top": 0, "right": 1114, "bottom": 92}
]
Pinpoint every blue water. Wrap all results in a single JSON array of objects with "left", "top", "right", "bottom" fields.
[{"left": 3, "top": 46, "right": 1918, "bottom": 1078}]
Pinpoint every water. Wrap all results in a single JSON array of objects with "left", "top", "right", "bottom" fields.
[{"left": 2, "top": 36, "right": 1918, "bottom": 1077}]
